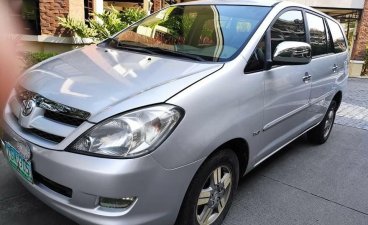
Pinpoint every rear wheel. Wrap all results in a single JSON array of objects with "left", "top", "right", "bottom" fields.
[
  {"left": 176, "top": 149, "right": 239, "bottom": 225},
  {"left": 308, "top": 100, "right": 337, "bottom": 144}
]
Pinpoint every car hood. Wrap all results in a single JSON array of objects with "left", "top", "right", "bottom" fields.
[{"left": 19, "top": 46, "right": 223, "bottom": 119}]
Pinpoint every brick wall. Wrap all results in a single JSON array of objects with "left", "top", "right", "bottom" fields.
[
  {"left": 351, "top": 0, "right": 368, "bottom": 60},
  {"left": 153, "top": 0, "right": 162, "bottom": 12},
  {"left": 39, "top": 0, "right": 69, "bottom": 36}
]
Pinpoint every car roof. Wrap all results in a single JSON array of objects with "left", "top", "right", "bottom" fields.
[{"left": 177, "top": 0, "right": 281, "bottom": 7}]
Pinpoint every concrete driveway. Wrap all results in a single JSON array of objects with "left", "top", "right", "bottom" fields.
[{"left": 1, "top": 78, "right": 368, "bottom": 225}]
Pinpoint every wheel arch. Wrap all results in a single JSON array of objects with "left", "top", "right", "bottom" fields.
[
  {"left": 174, "top": 138, "right": 249, "bottom": 225},
  {"left": 333, "top": 91, "right": 343, "bottom": 110},
  {"left": 208, "top": 138, "right": 249, "bottom": 178}
]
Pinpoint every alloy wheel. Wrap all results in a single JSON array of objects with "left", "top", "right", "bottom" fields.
[{"left": 196, "top": 166, "right": 232, "bottom": 225}]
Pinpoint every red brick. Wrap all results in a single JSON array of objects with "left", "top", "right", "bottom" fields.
[
  {"left": 39, "top": 0, "right": 70, "bottom": 36},
  {"left": 352, "top": 0, "right": 368, "bottom": 60},
  {"left": 153, "top": 0, "right": 162, "bottom": 12}
]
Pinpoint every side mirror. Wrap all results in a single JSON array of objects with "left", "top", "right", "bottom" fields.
[{"left": 273, "top": 41, "right": 312, "bottom": 65}]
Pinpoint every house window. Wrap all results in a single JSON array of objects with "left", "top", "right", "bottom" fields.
[
  {"left": 17, "top": 0, "right": 40, "bottom": 35},
  {"left": 84, "top": 0, "right": 94, "bottom": 21}
]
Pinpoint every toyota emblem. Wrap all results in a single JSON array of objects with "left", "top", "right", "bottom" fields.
[{"left": 22, "top": 99, "right": 36, "bottom": 117}]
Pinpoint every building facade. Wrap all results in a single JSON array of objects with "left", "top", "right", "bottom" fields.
[{"left": 15, "top": 0, "right": 368, "bottom": 75}]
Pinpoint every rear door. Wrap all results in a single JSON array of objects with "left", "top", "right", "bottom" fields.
[
  {"left": 305, "top": 12, "right": 337, "bottom": 122},
  {"left": 326, "top": 18, "right": 349, "bottom": 89}
]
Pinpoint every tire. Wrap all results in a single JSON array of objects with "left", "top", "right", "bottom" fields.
[
  {"left": 175, "top": 149, "right": 239, "bottom": 225},
  {"left": 307, "top": 100, "right": 337, "bottom": 145}
]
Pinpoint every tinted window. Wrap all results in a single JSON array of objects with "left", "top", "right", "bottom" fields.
[
  {"left": 271, "top": 10, "right": 306, "bottom": 56},
  {"left": 306, "top": 13, "right": 328, "bottom": 56},
  {"left": 244, "top": 37, "right": 266, "bottom": 73},
  {"left": 111, "top": 5, "right": 271, "bottom": 62},
  {"left": 327, "top": 19, "right": 347, "bottom": 53}
]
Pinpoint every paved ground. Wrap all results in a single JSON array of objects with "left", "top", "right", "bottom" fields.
[
  {"left": 1, "top": 78, "right": 368, "bottom": 225},
  {"left": 335, "top": 78, "right": 368, "bottom": 130}
]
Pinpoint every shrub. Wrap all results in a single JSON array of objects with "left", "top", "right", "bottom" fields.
[
  {"left": 89, "top": 7, "right": 128, "bottom": 40},
  {"left": 59, "top": 7, "right": 147, "bottom": 42},
  {"left": 58, "top": 17, "right": 96, "bottom": 40},
  {"left": 22, "top": 52, "right": 57, "bottom": 69},
  {"left": 120, "top": 8, "right": 147, "bottom": 25}
]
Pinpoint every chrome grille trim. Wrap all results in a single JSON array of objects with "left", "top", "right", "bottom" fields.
[{"left": 16, "top": 86, "right": 91, "bottom": 121}]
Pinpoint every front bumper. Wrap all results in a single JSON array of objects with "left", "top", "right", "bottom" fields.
[{"left": 1, "top": 122, "right": 202, "bottom": 225}]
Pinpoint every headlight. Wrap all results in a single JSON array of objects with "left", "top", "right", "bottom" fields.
[{"left": 68, "top": 105, "right": 183, "bottom": 158}]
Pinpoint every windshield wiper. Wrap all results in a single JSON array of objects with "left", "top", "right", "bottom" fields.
[
  {"left": 103, "top": 38, "right": 155, "bottom": 55},
  {"left": 116, "top": 41, "right": 156, "bottom": 55},
  {"left": 145, "top": 47, "right": 206, "bottom": 62},
  {"left": 104, "top": 38, "right": 205, "bottom": 61}
]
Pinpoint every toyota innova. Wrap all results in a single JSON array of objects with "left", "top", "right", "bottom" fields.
[{"left": 1, "top": 1, "right": 348, "bottom": 225}]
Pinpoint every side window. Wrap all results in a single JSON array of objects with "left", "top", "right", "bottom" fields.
[
  {"left": 244, "top": 37, "right": 266, "bottom": 73},
  {"left": 327, "top": 19, "right": 347, "bottom": 53},
  {"left": 306, "top": 13, "right": 328, "bottom": 56},
  {"left": 271, "top": 10, "right": 306, "bottom": 56}
]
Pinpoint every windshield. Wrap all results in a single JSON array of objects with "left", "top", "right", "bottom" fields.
[{"left": 107, "top": 5, "right": 271, "bottom": 62}]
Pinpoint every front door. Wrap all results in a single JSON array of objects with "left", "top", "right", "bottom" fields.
[{"left": 256, "top": 9, "right": 312, "bottom": 161}]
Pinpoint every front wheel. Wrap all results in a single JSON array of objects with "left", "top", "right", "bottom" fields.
[
  {"left": 176, "top": 149, "right": 239, "bottom": 225},
  {"left": 307, "top": 100, "right": 337, "bottom": 144}
]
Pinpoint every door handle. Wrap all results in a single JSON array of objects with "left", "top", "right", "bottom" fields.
[
  {"left": 332, "top": 64, "right": 338, "bottom": 72},
  {"left": 302, "top": 72, "right": 311, "bottom": 83}
]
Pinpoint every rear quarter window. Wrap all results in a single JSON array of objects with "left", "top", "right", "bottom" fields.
[{"left": 327, "top": 19, "right": 347, "bottom": 53}]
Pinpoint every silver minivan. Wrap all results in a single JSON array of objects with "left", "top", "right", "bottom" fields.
[{"left": 1, "top": 1, "right": 348, "bottom": 225}]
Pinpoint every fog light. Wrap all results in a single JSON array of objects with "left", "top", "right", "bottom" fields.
[{"left": 99, "top": 197, "right": 136, "bottom": 208}]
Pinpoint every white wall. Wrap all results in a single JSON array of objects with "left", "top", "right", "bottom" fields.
[
  {"left": 95, "top": 0, "right": 104, "bottom": 14},
  {"left": 69, "top": 0, "right": 85, "bottom": 20},
  {"left": 282, "top": 0, "right": 365, "bottom": 9}
]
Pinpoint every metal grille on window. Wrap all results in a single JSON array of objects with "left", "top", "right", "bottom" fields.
[{"left": 84, "top": 0, "right": 94, "bottom": 22}]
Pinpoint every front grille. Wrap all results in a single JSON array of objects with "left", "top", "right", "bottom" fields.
[
  {"left": 28, "top": 128, "right": 65, "bottom": 143},
  {"left": 15, "top": 86, "right": 91, "bottom": 123},
  {"left": 44, "top": 110, "right": 85, "bottom": 127},
  {"left": 11, "top": 86, "right": 92, "bottom": 144},
  {"left": 34, "top": 171, "right": 73, "bottom": 198}
]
